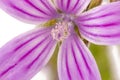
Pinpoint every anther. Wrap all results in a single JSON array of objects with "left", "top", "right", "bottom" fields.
[{"left": 51, "top": 21, "right": 70, "bottom": 42}]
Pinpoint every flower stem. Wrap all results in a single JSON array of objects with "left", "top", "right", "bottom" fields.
[{"left": 108, "top": 46, "right": 120, "bottom": 80}]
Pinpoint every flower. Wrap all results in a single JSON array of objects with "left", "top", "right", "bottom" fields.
[
  {"left": 110, "top": 0, "right": 120, "bottom": 2},
  {"left": 0, "top": 0, "right": 120, "bottom": 80}
]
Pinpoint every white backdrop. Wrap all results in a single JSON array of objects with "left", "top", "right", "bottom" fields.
[
  {"left": 0, "top": 8, "right": 49, "bottom": 80},
  {"left": 0, "top": 0, "right": 120, "bottom": 80}
]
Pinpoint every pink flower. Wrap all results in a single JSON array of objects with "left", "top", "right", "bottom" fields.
[{"left": 0, "top": 0, "right": 120, "bottom": 80}]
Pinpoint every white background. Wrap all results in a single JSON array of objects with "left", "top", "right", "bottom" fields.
[
  {"left": 1, "top": 0, "right": 120, "bottom": 80},
  {"left": 0, "top": 9, "right": 50, "bottom": 80}
]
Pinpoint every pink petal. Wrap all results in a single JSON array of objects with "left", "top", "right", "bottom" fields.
[
  {"left": 0, "top": 0, "right": 59, "bottom": 24},
  {"left": 54, "top": 0, "right": 91, "bottom": 15},
  {"left": 76, "top": 2, "right": 120, "bottom": 45},
  {"left": 58, "top": 34, "right": 101, "bottom": 80},
  {"left": 0, "top": 27, "right": 57, "bottom": 80}
]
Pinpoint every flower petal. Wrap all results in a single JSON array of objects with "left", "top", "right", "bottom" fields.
[
  {"left": 0, "top": 27, "right": 57, "bottom": 80},
  {"left": 76, "top": 2, "right": 120, "bottom": 45},
  {"left": 58, "top": 34, "right": 101, "bottom": 80},
  {"left": 0, "top": 0, "right": 58, "bottom": 24},
  {"left": 54, "top": 0, "right": 91, "bottom": 15}
]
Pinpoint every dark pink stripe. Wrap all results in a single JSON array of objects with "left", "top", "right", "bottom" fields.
[
  {"left": 71, "top": 0, "right": 79, "bottom": 11},
  {"left": 80, "top": 12, "right": 118, "bottom": 21},
  {"left": 60, "top": 44, "right": 65, "bottom": 79},
  {"left": 74, "top": 37, "right": 92, "bottom": 74},
  {"left": 71, "top": 43, "right": 84, "bottom": 79},
  {"left": 11, "top": 5, "right": 44, "bottom": 19},
  {"left": 0, "top": 29, "right": 49, "bottom": 66},
  {"left": 61, "top": 0, "right": 64, "bottom": 10},
  {"left": 66, "top": 45, "right": 72, "bottom": 80},
  {"left": 25, "top": 0, "right": 50, "bottom": 16},
  {"left": 81, "top": 28, "right": 120, "bottom": 37},
  {"left": 18, "top": 35, "right": 49, "bottom": 62},
  {"left": 14, "top": 30, "right": 49, "bottom": 51},
  {"left": 0, "top": 35, "right": 49, "bottom": 77},
  {"left": 80, "top": 7, "right": 108, "bottom": 18},
  {"left": 66, "top": 0, "right": 70, "bottom": 10},
  {"left": 37, "top": 40, "right": 55, "bottom": 68},
  {"left": 26, "top": 38, "right": 53, "bottom": 69},
  {"left": 0, "top": 64, "right": 16, "bottom": 76},
  {"left": 40, "top": 0, "right": 55, "bottom": 14},
  {"left": 80, "top": 22, "right": 120, "bottom": 28},
  {"left": 15, "top": 28, "right": 50, "bottom": 44}
]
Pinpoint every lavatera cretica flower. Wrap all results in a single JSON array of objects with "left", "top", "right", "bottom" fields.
[{"left": 0, "top": 0, "right": 120, "bottom": 80}]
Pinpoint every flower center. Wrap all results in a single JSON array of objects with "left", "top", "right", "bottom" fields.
[
  {"left": 61, "top": 13, "right": 75, "bottom": 22},
  {"left": 51, "top": 21, "right": 70, "bottom": 42}
]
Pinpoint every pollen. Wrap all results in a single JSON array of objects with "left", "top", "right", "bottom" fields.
[{"left": 51, "top": 21, "right": 70, "bottom": 42}]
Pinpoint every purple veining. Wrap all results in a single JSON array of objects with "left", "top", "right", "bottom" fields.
[
  {"left": 66, "top": 0, "right": 70, "bottom": 10},
  {"left": 0, "top": 0, "right": 120, "bottom": 80},
  {"left": 65, "top": 45, "right": 72, "bottom": 80},
  {"left": 81, "top": 28, "right": 120, "bottom": 38},
  {"left": 10, "top": 4, "right": 44, "bottom": 19},
  {"left": 40, "top": 0, "right": 56, "bottom": 15},
  {"left": 26, "top": 38, "right": 52, "bottom": 69},
  {"left": 71, "top": 43, "right": 84, "bottom": 80},
  {"left": 74, "top": 37, "right": 91, "bottom": 74},
  {"left": 80, "top": 22, "right": 120, "bottom": 27},
  {"left": 71, "top": 0, "right": 79, "bottom": 12},
  {"left": 25, "top": 0, "right": 50, "bottom": 16}
]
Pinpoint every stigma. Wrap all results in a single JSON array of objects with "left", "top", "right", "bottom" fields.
[{"left": 51, "top": 21, "right": 70, "bottom": 42}]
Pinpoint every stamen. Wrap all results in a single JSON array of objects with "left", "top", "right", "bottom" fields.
[{"left": 51, "top": 21, "right": 70, "bottom": 41}]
